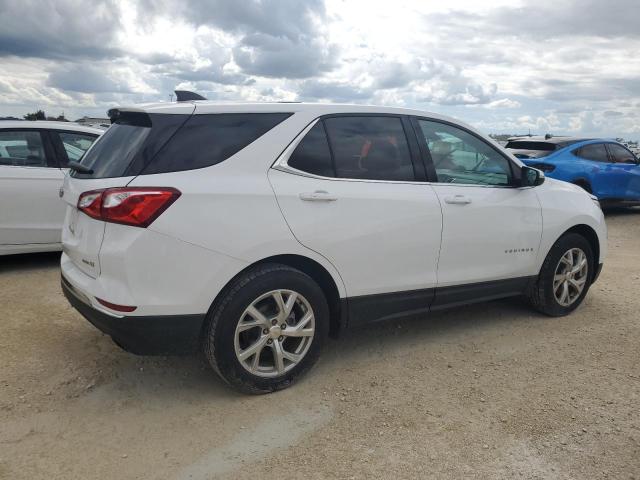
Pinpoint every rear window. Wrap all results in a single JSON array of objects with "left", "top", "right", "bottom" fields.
[
  {"left": 575, "top": 143, "right": 609, "bottom": 163},
  {"left": 72, "top": 113, "right": 186, "bottom": 178},
  {"left": 143, "top": 113, "right": 291, "bottom": 175},
  {"left": 73, "top": 112, "right": 290, "bottom": 178},
  {"left": 505, "top": 141, "right": 557, "bottom": 151}
]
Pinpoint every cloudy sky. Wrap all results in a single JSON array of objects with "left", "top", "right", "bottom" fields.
[{"left": 1, "top": 0, "right": 639, "bottom": 138}]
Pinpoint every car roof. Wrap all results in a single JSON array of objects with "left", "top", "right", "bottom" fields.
[
  {"left": 107, "top": 100, "right": 520, "bottom": 164},
  {"left": 507, "top": 135, "right": 593, "bottom": 145},
  {"left": 108, "top": 101, "right": 499, "bottom": 151},
  {"left": 0, "top": 120, "right": 103, "bottom": 135},
  {"left": 110, "top": 100, "right": 461, "bottom": 122}
]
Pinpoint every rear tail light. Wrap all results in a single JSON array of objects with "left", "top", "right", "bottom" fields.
[
  {"left": 77, "top": 190, "right": 103, "bottom": 220},
  {"left": 77, "top": 187, "right": 181, "bottom": 227}
]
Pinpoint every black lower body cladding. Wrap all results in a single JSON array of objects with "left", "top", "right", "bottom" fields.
[{"left": 61, "top": 275, "right": 205, "bottom": 355}]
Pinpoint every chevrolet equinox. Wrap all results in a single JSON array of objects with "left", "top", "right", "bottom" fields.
[{"left": 60, "top": 100, "right": 607, "bottom": 393}]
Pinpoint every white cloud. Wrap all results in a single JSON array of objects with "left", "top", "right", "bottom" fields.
[
  {"left": 484, "top": 99, "right": 522, "bottom": 109},
  {"left": 0, "top": 0, "right": 638, "bottom": 139}
]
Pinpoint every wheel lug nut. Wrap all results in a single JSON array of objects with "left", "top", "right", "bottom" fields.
[
  {"left": 263, "top": 329, "right": 268, "bottom": 334},
  {"left": 278, "top": 336, "right": 283, "bottom": 341},
  {"left": 281, "top": 324, "right": 287, "bottom": 329},
  {"left": 271, "top": 319, "right": 277, "bottom": 326},
  {"left": 267, "top": 339, "right": 273, "bottom": 344}
]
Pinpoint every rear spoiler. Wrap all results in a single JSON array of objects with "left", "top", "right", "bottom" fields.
[
  {"left": 107, "top": 108, "right": 152, "bottom": 126},
  {"left": 107, "top": 91, "right": 206, "bottom": 124}
]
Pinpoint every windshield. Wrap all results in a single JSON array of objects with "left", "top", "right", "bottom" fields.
[
  {"left": 72, "top": 111, "right": 291, "bottom": 179},
  {"left": 74, "top": 124, "right": 149, "bottom": 177},
  {"left": 505, "top": 141, "right": 557, "bottom": 151}
]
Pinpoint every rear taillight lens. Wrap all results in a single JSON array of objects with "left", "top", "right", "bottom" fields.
[
  {"left": 77, "top": 190, "right": 103, "bottom": 220},
  {"left": 77, "top": 187, "right": 181, "bottom": 228}
]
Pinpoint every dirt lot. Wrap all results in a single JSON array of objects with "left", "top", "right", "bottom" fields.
[{"left": 1, "top": 211, "right": 639, "bottom": 480}]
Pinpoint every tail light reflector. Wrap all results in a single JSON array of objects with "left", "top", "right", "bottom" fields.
[
  {"left": 77, "top": 187, "right": 181, "bottom": 228},
  {"left": 96, "top": 297, "right": 137, "bottom": 313}
]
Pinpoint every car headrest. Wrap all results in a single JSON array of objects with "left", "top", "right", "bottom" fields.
[
  {"left": 431, "top": 140, "right": 454, "bottom": 156},
  {"left": 362, "top": 138, "right": 399, "bottom": 171}
]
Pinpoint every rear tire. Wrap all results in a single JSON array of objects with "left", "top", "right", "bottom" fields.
[
  {"left": 203, "top": 263, "right": 329, "bottom": 394},
  {"left": 527, "top": 233, "right": 594, "bottom": 316}
]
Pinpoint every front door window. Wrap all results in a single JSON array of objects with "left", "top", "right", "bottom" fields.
[{"left": 417, "top": 120, "right": 513, "bottom": 186}]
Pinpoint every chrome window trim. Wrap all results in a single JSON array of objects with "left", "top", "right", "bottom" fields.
[{"left": 272, "top": 116, "right": 523, "bottom": 189}]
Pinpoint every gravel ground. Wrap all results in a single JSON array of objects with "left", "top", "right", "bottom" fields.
[{"left": 1, "top": 210, "right": 639, "bottom": 480}]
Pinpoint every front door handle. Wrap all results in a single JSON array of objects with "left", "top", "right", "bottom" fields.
[
  {"left": 444, "top": 194, "right": 472, "bottom": 205},
  {"left": 299, "top": 190, "right": 338, "bottom": 202}
]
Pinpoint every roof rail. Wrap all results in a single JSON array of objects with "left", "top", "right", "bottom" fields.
[{"left": 175, "top": 90, "right": 207, "bottom": 102}]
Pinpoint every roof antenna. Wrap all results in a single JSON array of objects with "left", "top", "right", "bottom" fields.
[
  {"left": 545, "top": 133, "right": 553, "bottom": 140},
  {"left": 174, "top": 90, "right": 207, "bottom": 102}
]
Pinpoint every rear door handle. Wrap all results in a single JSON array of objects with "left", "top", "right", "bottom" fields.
[
  {"left": 444, "top": 194, "right": 472, "bottom": 205},
  {"left": 299, "top": 190, "right": 338, "bottom": 202}
]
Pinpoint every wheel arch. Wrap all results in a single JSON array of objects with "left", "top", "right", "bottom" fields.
[
  {"left": 204, "top": 254, "right": 344, "bottom": 339},
  {"left": 561, "top": 224, "right": 601, "bottom": 272},
  {"left": 256, "top": 255, "right": 343, "bottom": 337},
  {"left": 571, "top": 177, "right": 593, "bottom": 194}
]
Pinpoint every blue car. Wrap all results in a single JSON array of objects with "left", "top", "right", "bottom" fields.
[{"left": 506, "top": 136, "right": 640, "bottom": 206}]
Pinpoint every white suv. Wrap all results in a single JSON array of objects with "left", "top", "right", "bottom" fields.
[{"left": 60, "top": 101, "right": 607, "bottom": 393}]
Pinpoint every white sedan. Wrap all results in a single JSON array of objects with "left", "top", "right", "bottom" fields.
[{"left": 0, "top": 121, "right": 102, "bottom": 255}]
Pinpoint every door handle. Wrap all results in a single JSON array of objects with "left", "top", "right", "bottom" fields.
[
  {"left": 299, "top": 190, "right": 338, "bottom": 202},
  {"left": 444, "top": 194, "right": 472, "bottom": 205}
]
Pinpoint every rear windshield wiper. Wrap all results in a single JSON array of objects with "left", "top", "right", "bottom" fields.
[{"left": 67, "top": 161, "right": 94, "bottom": 174}]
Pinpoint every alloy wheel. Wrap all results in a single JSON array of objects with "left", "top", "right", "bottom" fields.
[
  {"left": 553, "top": 248, "right": 589, "bottom": 307},
  {"left": 234, "top": 289, "right": 315, "bottom": 378}
]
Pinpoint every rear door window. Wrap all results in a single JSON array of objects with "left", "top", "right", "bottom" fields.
[
  {"left": 0, "top": 130, "right": 50, "bottom": 167},
  {"left": 576, "top": 144, "right": 609, "bottom": 162},
  {"left": 323, "top": 116, "right": 415, "bottom": 181},
  {"left": 287, "top": 122, "right": 334, "bottom": 177},
  {"left": 606, "top": 143, "right": 638, "bottom": 164}
]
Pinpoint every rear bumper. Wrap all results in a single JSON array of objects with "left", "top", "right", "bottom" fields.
[{"left": 62, "top": 275, "right": 205, "bottom": 355}]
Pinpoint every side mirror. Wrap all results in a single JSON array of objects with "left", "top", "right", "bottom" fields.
[{"left": 521, "top": 166, "right": 545, "bottom": 187}]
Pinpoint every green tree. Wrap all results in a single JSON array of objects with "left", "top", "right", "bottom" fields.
[
  {"left": 46, "top": 114, "right": 68, "bottom": 122},
  {"left": 23, "top": 110, "right": 46, "bottom": 121}
]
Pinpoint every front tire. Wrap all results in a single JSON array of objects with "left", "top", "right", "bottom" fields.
[
  {"left": 527, "top": 233, "right": 594, "bottom": 316},
  {"left": 203, "top": 263, "right": 329, "bottom": 394}
]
